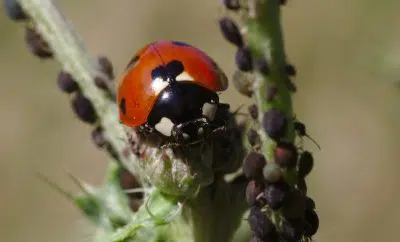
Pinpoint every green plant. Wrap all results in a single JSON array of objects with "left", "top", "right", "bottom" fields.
[{"left": 6, "top": 0, "right": 319, "bottom": 241}]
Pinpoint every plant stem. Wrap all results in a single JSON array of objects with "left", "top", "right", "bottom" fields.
[
  {"left": 247, "top": 0, "right": 295, "bottom": 159},
  {"left": 17, "top": 0, "right": 145, "bottom": 182},
  {"left": 185, "top": 177, "right": 248, "bottom": 242}
]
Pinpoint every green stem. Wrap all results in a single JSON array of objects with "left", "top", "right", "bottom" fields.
[
  {"left": 247, "top": 0, "right": 295, "bottom": 159},
  {"left": 185, "top": 177, "right": 248, "bottom": 242}
]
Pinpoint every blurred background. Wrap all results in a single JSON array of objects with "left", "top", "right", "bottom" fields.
[{"left": 1, "top": 0, "right": 400, "bottom": 241}]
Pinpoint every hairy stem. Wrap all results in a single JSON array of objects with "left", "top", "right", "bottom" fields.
[
  {"left": 17, "top": 0, "right": 144, "bottom": 182},
  {"left": 185, "top": 177, "right": 248, "bottom": 242},
  {"left": 247, "top": 0, "right": 295, "bottom": 159}
]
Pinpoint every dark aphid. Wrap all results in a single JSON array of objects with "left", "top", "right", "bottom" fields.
[
  {"left": 282, "top": 189, "right": 307, "bottom": 219},
  {"left": 285, "top": 64, "right": 296, "bottom": 76},
  {"left": 305, "top": 196, "right": 316, "bottom": 210},
  {"left": 246, "top": 180, "right": 265, "bottom": 206},
  {"left": 218, "top": 17, "right": 244, "bottom": 47},
  {"left": 281, "top": 219, "right": 303, "bottom": 241},
  {"left": 243, "top": 152, "right": 266, "bottom": 181},
  {"left": 262, "top": 163, "right": 283, "bottom": 183},
  {"left": 98, "top": 56, "right": 114, "bottom": 80},
  {"left": 119, "top": 168, "right": 143, "bottom": 199},
  {"left": 105, "top": 143, "right": 119, "bottom": 161},
  {"left": 57, "top": 71, "right": 79, "bottom": 93},
  {"left": 266, "top": 84, "right": 278, "bottom": 102},
  {"left": 294, "top": 121, "right": 321, "bottom": 149},
  {"left": 262, "top": 108, "right": 286, "bottom": 141},
  {"left": 236, "top": 46, "right": 253, "bottom": 72},
  {"left": 232, "top": 70, "right": 253, "bottom": 97},
  {"left": 304, "top": 209, "right": 319, "bottom": 237},
  {"left": 4, "top": 0, "right": 28, "bottom": 21},
  {"left": 297, "top": 178, "right": 307, "bottom": 194},
  {"left": 91, "top": 126, "right": 106, "bottom": 148},
  {"left": 247, "top": 128, "right": 261, "bottom": 147},
  {"left": 285, "top": 79, "right": 297, "bottom": 92},
  {"left": 94, "top": 76, "right": 109, "bottom": 91},
  {"left": 298, "top": 151, "right": 314, "bottom": 178},
  {"left": 255, "top": 58, "right": 269, "bottom": 75},
  {"left": 223, "top": 0, "right": 241, "bottom": 10},
  {"left": 71, "top": 92, "right": 97, "bottom": 124},
  {"left": 129, "top": 199, "right": 142, "bottom": 212},
  {"left": 264, "top": 183, "right": 288, "bottom": 210},
  {"left": 248, "top": 207, "right": 277, "bottom": 240},
  {"left": 274, "top": 141, "right": 298, "bottom": 169},
  {"left": 248, "top": 104, "right": 258, "bottom": 120},
  {"left": 280, "top": 0, "right": 288, "bottom": 5},
  {"left": 24, "top": 27, "right": 53, "bottom": 59}
]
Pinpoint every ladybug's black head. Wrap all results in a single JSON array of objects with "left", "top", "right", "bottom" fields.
[{"left": 147, "top": 82, "right": 225, "bottom": 144}]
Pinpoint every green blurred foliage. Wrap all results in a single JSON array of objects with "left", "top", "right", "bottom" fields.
[{"left": 0, "top": 0, "right": 399, "bottom": 241}]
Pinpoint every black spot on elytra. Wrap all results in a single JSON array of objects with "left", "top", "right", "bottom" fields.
[
  {"left": 166, "top": 60, "right": 184, "bottom": 78},
  {"left": 120, "top": 98, "right": 126, "bottom": 115},
  {"left": 151, "top": 60, "right": 184, "bottom": 82},
  {"left": 171, "top": 41, "right": 190, "bottom": 47},
  {"left": 151, "top": 66, "right": 169, "bottom": 80},
  {"left": 126, "top": 55, "right": 139, "bottom": 70}
]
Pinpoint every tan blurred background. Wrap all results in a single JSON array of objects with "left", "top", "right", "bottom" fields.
[{"left": 1, "top": 0, "right": 400, "bottom": 241}]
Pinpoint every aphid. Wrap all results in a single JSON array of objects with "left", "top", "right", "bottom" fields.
[
  {"left": 304, "top": 209, "right": 319, "bottom": 236},
  {"left": 286, "top": 64, "right": 296, "bottom": 76},
  {"left": 282, "top": 189, "right": 307, "bottom": 219},
  {"left": 222, "top": 0, "right": 241, "bottom": 10},
  {"left": 243, "top": 152, "right": 266, "bottom": 180},
  {"left": 91, "top": 126, "right": 106, "bottom": 148},
  {"left": 57, "top": 71, "right": 78, "bottom": 93},
  {"left": 98, "top": 56, "right": 114, "bottom": 80},
  {"left": 232, "top": 70, "right": 253, "bottom": 97},
  {"left": 262, "top": 108, "right": 286, "bottom": 141},
  {"left": 298, "top": 151, "right": 314, "bottom": 178},
  {"left": 274, "top": 141, "right": 298, "bottom": 169},
  {"left": 294, "top": 121, "right": 321, "bottom": 149},
  {"left": 246, "top": 180, "right": 265, "bottom": 206},
  {"left": 247, "top": 128, "right": 261, "bottom": 147},
  {"left": 94, "top": 76, "right": 109, "bottom": 91},
  {"left": 264, "top": 183, "right": 287, "bottom": 210},
  {"left": 262, "top": 163, "right": 283, "bottom": 183},
  {"left": 71, "top": 92, "right": 97, "bottom": 124},
  {"left": 235, "top": 46, "right": 253, "bottom": 72},
  {"left": 248, "top": 104, "right": 258, "bottom": 120},
  {"left": 218, "top": 17, "right": 244, "bottom": 47},
  {"left": 266, "top": 84, "right": 278, "bottom": 101},
  {"left": 255, "top": 58, "right": 269, "bottom": 75},
  {"left": 248, "top": 207, "right": 277, "bottom": 240},
  {"left": 281, "top": 219, "right": 303, "bottom": 241},
  {"left": 4, "top": 0, "right": 28, "bottom": 21},
  {"left": 25, "top": 27, "right": 53, "bottom": 59}
]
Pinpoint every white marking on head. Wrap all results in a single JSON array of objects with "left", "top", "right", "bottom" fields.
[
  {"left": 155, "top": 117, "right": 174, "bottom": 137},
  {"left": 202, "top": 103, "right": 217, "bottom": 121},
  {"left": 175, "top": 71, "right": 194, "bottom": 82},
  {"left": 198, "top": 127, "right": 204, "bottom": 136},
  {"left": 151, "top": 77, "right": 169, "bottom": 95},
  {"left": 182, "top": 133, "right": 190, "bottom": 140}
]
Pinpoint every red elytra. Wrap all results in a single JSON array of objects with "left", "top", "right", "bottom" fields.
[{"left": 117, "top": 40, "right": 228, "bottom": 127}]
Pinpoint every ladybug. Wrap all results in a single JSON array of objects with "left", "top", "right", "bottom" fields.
[{"left": 118, "top": 40, "right": 229, "bottom": 145}]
